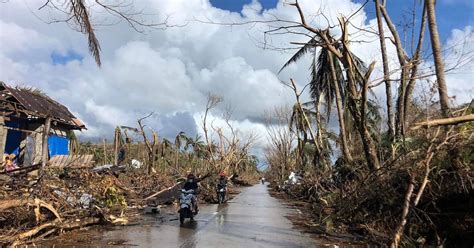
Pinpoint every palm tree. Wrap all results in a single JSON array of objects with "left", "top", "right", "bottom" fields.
[
  {"left": 174, "top": 131, "right": 188, "bottom": 169},
  {"left": 280, "top": 38, "right": 353, "bottom": 163},
  {"left": 184, "top": 135, "right": 208, "bottom": 162},
  {"left": 290, "top": 102, "right": 317, "bottom": 168},
  {"left": 161, "top": 138, "right": 172, "bottom": 158},
  {"left": 311, "top": 47, "right": 353, "bottom": 163}
]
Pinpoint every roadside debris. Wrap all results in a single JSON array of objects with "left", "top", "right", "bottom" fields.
[
  {"left": 0, "top": 86, "right": 260, "bottom": 246},
  {"left": 144, "top": 206, "right": 160, "bottom": 214},
  {"left": 0, "top": 166, "right": 176, "bottom": 247}
]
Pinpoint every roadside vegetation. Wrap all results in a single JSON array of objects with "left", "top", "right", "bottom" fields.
[{"left": 263, "top": 1, "right": 473, "bottom": 247}]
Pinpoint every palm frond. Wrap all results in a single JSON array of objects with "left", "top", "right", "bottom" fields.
[
  {"left": 278, "top": 36, "right": 320, "bottom": 74},
  {"left": 69, "top": 0, "right": 101, "bottom": 66},
  {"left": 310, "top": 48, "right": 340, "bottom": 123}
]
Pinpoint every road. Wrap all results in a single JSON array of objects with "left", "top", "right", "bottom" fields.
[{"left": 38, "top": 183, "right": 320, "bottom": 247}]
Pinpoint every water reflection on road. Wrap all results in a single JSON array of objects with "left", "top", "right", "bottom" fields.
[{"left": 38, "top": 184, "right": 319, "bottom": 248}]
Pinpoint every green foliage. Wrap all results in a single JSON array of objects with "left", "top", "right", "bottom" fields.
[{"left": 104, "top": 187, "right": 127, "bottom": 208}]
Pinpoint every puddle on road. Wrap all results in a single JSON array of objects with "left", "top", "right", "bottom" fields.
[{"left": 34, "top": 185, "right": 325, "bottom": 248}]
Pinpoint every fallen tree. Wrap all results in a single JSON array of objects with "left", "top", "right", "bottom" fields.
[{"left": 411, "top": 114, "right": 474, "bottom": 129}]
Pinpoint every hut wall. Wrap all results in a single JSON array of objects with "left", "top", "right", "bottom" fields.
[{"left": 28, "top": 123, "right": 70, "bottom": 164}]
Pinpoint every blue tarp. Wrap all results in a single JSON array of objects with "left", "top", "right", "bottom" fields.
[
  {"left": 48, "top": 135, "right": 70, "bottom": 157},
  {"left": 4, "top": 121, "right": 22, "bottom": 156},
  {"left": 3, "top": 119, "right": 70, "bottom": 158}
]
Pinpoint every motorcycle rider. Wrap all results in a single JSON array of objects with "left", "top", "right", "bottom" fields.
[
  {"left": 217, "top": 172, "right": 227, "bottom": 201},
  {"left": 218, "top": 172, "right": 227, "bottom": 187},
  {"left": 182, "top": 173, "right": 199, "bottom": 214}
]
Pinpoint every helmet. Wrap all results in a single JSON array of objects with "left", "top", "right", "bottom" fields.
[
  {"left": 187, "top": 173, "right": 195, "bottom": 179},
  {"left": 219, "top": 172, "right": 226, "bottom": 177}
]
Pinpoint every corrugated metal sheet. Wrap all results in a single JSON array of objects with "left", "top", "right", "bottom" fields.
[{"left": 0, "top": 82, "right": 85, "bottom": 129}]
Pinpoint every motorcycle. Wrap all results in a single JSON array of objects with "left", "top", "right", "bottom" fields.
[
  {"left": 216, "top": 186, "right": 227, "bottom": 204},
  {"left": 179, "top": 189, "right": 196, "bottom": 224}
]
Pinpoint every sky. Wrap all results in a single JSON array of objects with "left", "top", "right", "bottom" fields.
[{"left": 0, "top": 0, "right": 473, "bottom": 161}]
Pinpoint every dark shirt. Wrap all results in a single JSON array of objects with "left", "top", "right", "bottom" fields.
[
  {"left": 217, "top": 178, "right": 227, "bottom": 189},
  {"left": 183, "top": 181, "right": 198, "bottom": 191}
]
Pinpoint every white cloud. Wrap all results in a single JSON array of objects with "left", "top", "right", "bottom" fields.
[
  {"left": 0, "top": 0, "right": 472, "bottom": 160},
  {"left": 444, "top": 26, "right": 474, "bottom": 104}
]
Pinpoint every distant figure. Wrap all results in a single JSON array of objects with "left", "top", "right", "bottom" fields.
[
  {"left": 261, "top": 177, "right": 265, "bottom": 184},
  {"left": 117, "top": 146, "right": 126, "bottom": 165}
]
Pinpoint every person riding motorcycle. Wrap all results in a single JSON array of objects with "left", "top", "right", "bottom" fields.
[
  {"left": 217, "top": 172, "right": 227, "bottom": 189},
  {"left": 182, "top": 173, "right": 199, "bottom": 213},
  {"left": 216, "top": 172, "right": 227, "bottom": 203}
]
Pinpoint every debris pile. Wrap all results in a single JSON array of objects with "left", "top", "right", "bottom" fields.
[
  {"left": 268, "top": 122, "right": 474, "bottom": 246},
  {"left": 0, "top": 162, "right": 256, "bottom": 247},
  {"left": 0, "top": 166, "right": 176, "bottom": 247}
]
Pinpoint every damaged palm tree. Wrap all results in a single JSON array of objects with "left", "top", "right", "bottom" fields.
[
  {"left": 37, "top": 0, "right": 171, "bottom": 66},
  {"left": 255, "top": 0, "right": 472, "bottom": 246},
  {"left": 137, "top": 113, "right": 159, "bottom": 174}
]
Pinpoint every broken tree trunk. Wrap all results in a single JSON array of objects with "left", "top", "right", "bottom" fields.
[
  {"left": 391, "top": 176, "right": 415, "bottom": 248},
  {"left": 375, "top": 0, "right": 395, "bottom": 140},
  {"left": 8, "top": 217, "right": 101, "bottom": 247},
  {"left": 426, "top": 0, "right": 451, "bottom": 118},
  {"left": 411, "top": 114, "right": 474, "bottom": 130},
  {"left": 0, "top": 198, "right": 62, "bottom": 221},
  {"left": 144, "top": 181, "right": 183, "bottom": 201},
  {"left": 9, "top": 219, "right": 61, "bottom": 247},
  {"left": 328, "top": 52, "right": 353, "bottom": 163}
]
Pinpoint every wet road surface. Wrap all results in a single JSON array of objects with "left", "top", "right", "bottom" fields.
[{"left": 38, "top": 184, "right": 320, "bottom": 247}]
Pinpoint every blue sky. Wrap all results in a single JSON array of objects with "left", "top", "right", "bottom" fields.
[
  {"left": 210, "top": 0, "right": 473, "bottom": 42},
  {"left": 51, "top": 50, "right": 83, "bottom": 65},
  {"left": 210, "top": 0, "right": 278, "bottom": 12},
  {"left": 53, "top": 0, "right": 473, "bottom": 65}
]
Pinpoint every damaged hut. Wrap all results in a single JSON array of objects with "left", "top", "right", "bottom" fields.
[{"left": 0, "top": 82, "right": 86, "bottom": 167}]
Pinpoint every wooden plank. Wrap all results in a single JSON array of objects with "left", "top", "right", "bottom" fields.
[
  {"left": 0, "top": 125, "right": 40, "bottom": 134},
  {"left": 41, "top": 117, "right": 51, "bottom": 168},
  {"left": 49, "top": 154, "right": 95, "bottom": 168}
]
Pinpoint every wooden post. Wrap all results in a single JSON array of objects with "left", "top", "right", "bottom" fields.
[
  {"left": 0, "top": 116, "right": 6, "bottom": 164},
  {"left": 113, "top": 127, "right": 120, "bottom": 166},
  {"left": 103, "top": 139, "right": 107, "bottom": 164},
  {"left": 41, "top": 117, "right": 52, "bottom": 168}
]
